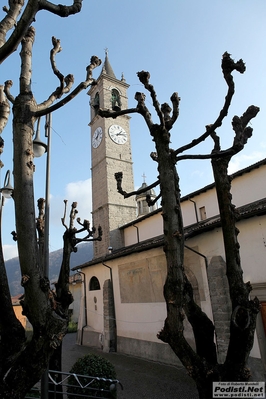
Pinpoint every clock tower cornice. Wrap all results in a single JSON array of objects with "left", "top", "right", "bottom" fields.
[{"left": 88, "top": 75, "right": 130, "bottom": 97}]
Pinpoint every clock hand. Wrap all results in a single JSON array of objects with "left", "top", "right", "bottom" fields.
[{"left": 116, "top": 131, "right": 126, "bottom": 136}]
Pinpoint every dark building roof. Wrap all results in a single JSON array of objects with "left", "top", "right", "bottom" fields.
[
  {"left": 73, "top": 197, "right": 266, "bottom": 270},
  {"left": 181, "top": 157, "right": 266, "bottom": 201},
  {"left": 120, "top": 157, "right": 266, "bottom": 229}
]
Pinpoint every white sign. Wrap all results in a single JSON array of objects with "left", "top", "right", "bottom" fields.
[{"left": 213, "top": 382, "right": 265, "bottom": 398}]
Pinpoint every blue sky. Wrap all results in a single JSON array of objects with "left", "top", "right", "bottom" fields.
[{"left": 1, "top": 0, "right": 266, "bottom": 259}]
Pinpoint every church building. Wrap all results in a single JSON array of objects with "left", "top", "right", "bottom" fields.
[{"left": 72, "top": 52, "right": 266, "bottom": 379}]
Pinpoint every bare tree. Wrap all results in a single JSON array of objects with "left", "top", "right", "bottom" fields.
[
  {"left": 99, "top": 52, "right": 260, "bottom": 399},
  {"left": 0, "top": 0, "right": 83, "bottom": 64},
  {"left": 0, "top": 1, "right": 102, "bottom": 397},
  {"left": 37, "top": 199, "right": 102, "bottom": 397}
]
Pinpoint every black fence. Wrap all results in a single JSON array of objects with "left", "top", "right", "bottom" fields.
[{"left": 25, "top": 370, "right": 123, "bottom": 399}]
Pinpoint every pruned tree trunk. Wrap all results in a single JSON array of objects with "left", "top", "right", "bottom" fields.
[
  {"left": 99, "top": 53, "right": 261, "bottom": 399},
  {"left": 0, "top": 6, "right": 101, "bottom": 394},
  {"left": 211, "top": 155, "right": 260, "bottom": 382}
]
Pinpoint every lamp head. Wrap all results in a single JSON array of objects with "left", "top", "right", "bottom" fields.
[
  {"left": 33, "top": 140, "right": 47, "bottom": 157},
  {"left": 33, "top": 117, "right": 47, "bottom": 157},
  {"left": 1, "top": 170, "right": 13, "bottom": 199}
]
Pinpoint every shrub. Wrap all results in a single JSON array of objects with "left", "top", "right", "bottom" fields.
[
  {"left": 67, "top": 320, "right": 78, "bottom": 333},
  {"left": 67, "top": 354, "right": 117, "bottom": 398},
  {"left": 25, "top": 387, "right": 40, "bottom": 398}
]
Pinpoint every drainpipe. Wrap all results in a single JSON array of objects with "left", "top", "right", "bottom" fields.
[
  {"left": 102, "top": 262, "right": 117, "bottom": 352},
  {"left": 189, "top": 198, "right": 199, "bottom": 224},
  {"left": 76, "top": 270, "right": 87, "bottom": 345},
  {"left": 184, "top": 244, "right": 208, "bottom": 269},
  {"left": 184, "top": 244, "right": 217, "bottom": 350},
  {"left": 133, "top": 224, "right": 140, "bottom": 243}
]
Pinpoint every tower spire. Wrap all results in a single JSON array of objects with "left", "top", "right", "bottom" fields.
[{"left": 101, "top": 48, "right": 116, "bottom": 79}]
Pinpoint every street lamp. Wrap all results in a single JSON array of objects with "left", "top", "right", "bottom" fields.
[
  {"left": 33, "top": 117, "right": 47, "bottom": 158},
  {"left": 0, "top": 170, "right": 13, "bottom": 256},
  {"left": 33, "top": 114, "right": 51, "bottom": 399},
  {"left": 33, "top": 114, "right": 51, "bottom": 279},
  {"left": 0, "top": 170, "right": 14, "bottom": 199}
]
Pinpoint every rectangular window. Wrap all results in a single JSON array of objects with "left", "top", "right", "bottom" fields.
[{"left": 199, "top": 206, "right": 206, "bottom": 220}]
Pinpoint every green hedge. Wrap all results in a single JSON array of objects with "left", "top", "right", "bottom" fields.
[{"left": 67, "top": 354, "right": 117, "bottom": 398}]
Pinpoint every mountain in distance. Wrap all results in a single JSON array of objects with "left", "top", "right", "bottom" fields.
[{"left": 6, "top": 242, "right": 93, "bottom": 297}]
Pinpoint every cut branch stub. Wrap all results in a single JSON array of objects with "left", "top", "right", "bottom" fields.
[
  {"left": 86, "top": 56, "right": 102, "bottom": 81},
  {"left": 222, "top": 52, "right": 246, "bottom": 77},
  {"left": 161, "top": 102, "right": 172, "bottom": 121},
  {"left": 36, "top": 197, "right": 45, "bottom": 236},
  {"left": 69, "top": 202, "right": 78, "bottom": 230},
  {"left": 114, "top": 172, "right": 127, "bottom": 197},
  {"left": 50, "top": 36, "right": 64, "bottom": 96},
  {"left": 137, "top": 70, "right": 150, "bottom": 85},
  {"left": 134, "top": 91, "right": 146, "bottom": 104},
  {"left": 114, "top": 171, "right": 160, "bottom": 200},
  {"left": 231, "top": 105, "right": 260, "bottom": 153},
  {"left": 167, "top": 92, "right": 180, "bottom": 129},
  {"left": 0, "top": 85, "right": 10, "bottom": 134}
]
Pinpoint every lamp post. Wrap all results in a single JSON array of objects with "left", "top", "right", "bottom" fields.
[
  {"left": 0, "top": 169, "right": 14, "bottom": 251},
  {"left": 33, "top": 114, "right": 51, "bottom": 278},
  {"left": 33, "top": 114, "right": 51, "bottom": 399}
]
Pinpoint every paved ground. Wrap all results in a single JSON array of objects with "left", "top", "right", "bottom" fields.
[{"left": 62, "top": 333, "right": 199, "bottom": 399}]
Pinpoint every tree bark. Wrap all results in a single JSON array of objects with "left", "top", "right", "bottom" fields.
[
  {"left": 99, "top": 55, "right": 260, "bottom": 398},
  {"left": 0, "top": 13, "right": 101, "bottom": 395},
  {"left": 211, "top": 156, "right": 260, "bottom": 381}
]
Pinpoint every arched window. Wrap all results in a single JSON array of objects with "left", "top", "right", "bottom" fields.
[
  {"left": 111, "top": 89, "right": 121, "bottom": 111},
  {"left": 89, "top": 276, "right": 101, "bottom": 291},
  {"left": 93, "top": 92, "right": 100, "bottom": 114}
]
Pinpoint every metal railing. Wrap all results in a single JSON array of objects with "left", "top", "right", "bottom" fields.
[{"left": 25, "top": 370, "right": 123, "bottom": 399}]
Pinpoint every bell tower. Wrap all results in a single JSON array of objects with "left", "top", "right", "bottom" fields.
[{"left": 88, "top": 51, "right": 136, "bottom": 258}]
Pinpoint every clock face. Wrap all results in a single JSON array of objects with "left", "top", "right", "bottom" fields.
[
  {"left": 92, "top": 127, "right": 103, "bottom": 148},
  {"left": 108, "top": 125, "right": 127, "bottom": 145}
]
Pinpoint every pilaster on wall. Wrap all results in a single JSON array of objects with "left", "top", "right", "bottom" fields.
[
  {"left": 103, "top": 279, "right": 117, "bottom": 352},
  {"left": 207, "top": 256, "right": 231, "bottom": 362}
]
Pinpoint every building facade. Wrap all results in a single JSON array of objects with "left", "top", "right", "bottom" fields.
[{"left": 72, "top": 55, "right": 266, "bottom": 379}]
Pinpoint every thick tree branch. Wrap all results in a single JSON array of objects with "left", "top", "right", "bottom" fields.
[
  {"left": 146, "top": 192, "right": 162, "bottom": 207},
  {"left": 19, "top": 25, "right": 35, "bottom": 94},
  {"left": 0, "top": 207, "right": 26, "bottom": 377},
  {"left": 114, "top": 171, "right": 160, "bottom": 198},
  {"left": 211, "top": 155, "right": 260, "bottom": 380},
  {"left": 98, "top": 89, "right": 180, "bottom": 135},
  {"left": 183, "top": 274, "right": 217, "bottom": 365},
  {"left": 35, "top": 55, "right": 101, "bottom": 116},
  {"left": 74, "top": 224, "right": 102, "bottom": 244},
  {"left": 98, "top": 107, "right": 139, "bottom": 119},
  {"left": 50, "top": 36, "right": 65, "bottom": 97},
  {"left": 174, "top": 52, "right": 246, "bottom": 157},
  {"left": 134, "top": 91, "right": 154, "bottom": 131},
  {"left": 3, "top": 80, "right": 14, "bottom": 104},
  {"left": 36, "top": 197, "right": 45, "bottom": 273},
  {"left": 137, "top": 71, "right": 164, "bottom": 126},
  {"left": 175, "top": 105, "right": 259, "bottom": 163},
  {"left": 167, "top": 92, "right": 180, "bottom": 129},
  {"left": 61, "top": 200, "right": 102, "bottom": 249},
  {"left": 39, "top": 0, "right": 82, "bottom": 17},
  {"left": 0, "top": 0, "right": 83, "bottom": 64},
  {"left": 0, "top": 0, "right": 25, "bottom": 48},
  {"left": 0, "top": 0, "right": 37, "bottom": 64},
  {"left": 57, "top": 200, "right": 102, "bottom": 316},
  {"left": 0, "top": 85, "right": 10, "bottom": 133}
]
